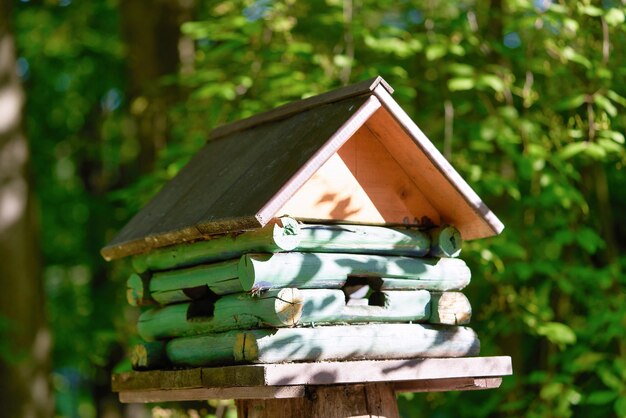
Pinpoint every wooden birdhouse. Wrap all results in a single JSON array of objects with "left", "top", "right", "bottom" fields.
[{"left": 103, "top": 77, "right": 512, "bottom": 417}]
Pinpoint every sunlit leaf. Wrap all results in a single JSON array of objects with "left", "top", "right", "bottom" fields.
[{"left": 448, "top": 77, "right": 475, "bottom": 91}]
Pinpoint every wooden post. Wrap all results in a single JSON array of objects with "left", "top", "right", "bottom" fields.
[{"left": 235, "top": 383, "right": 399, "bottom": 418}]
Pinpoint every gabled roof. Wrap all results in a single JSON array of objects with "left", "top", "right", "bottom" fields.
[{"left": 102, "top": 77, "right": 503, "bottom": 261}]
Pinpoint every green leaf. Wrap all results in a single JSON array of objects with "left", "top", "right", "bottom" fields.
[
  {"left": 607, "top": 90, "right": 626, "bottom": 106},
  {"left": 562, "top": 46, "right": 592, "bottom": 68},
  {"left": 557, "top": 94, "right": 586, "bottom": 110},
  {"left": 425, "top": 44, "right": 446, "bottom": 61},
  {"left": 605, "top": 8, "right": 625, "bottom": 26},
  {"left": 595, "top": 94, "right": 618, "bottom": 117},
  {"left": 584, "top": 142, "right": 607, "bottom": 160},
  {"left": 600, "top": 130, "right": 625, "bottom": 144},
  {"left": 536, "top": 322, "right": 577, "bottom": 346},
  {"left": 615, "top": 397, "right": 626, "bottom": 418},
  {"left": 478, "top": 74, "right": 505, "bottom": 92},
  {"left": 586, "top": 391, "right": 617, "bottom": 405},
  {"left": 448, "top": 77, "right": 475, "bottom": 91},
  {"left": 560, "top": 142, "right": 588, "bottom": 159},
  {"left": 447, "top": 63, "right": 475, "bottom": 77},
  {"left": 579, "top": 4, "right": 603, "bottom": 16}
]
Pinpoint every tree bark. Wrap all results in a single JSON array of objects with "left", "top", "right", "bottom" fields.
[
  {"left": 0, "top": 1, "right": 52, "bottom": 417},
  {"left": 119, "top": 0, "right": 194, "bottom": 175}
]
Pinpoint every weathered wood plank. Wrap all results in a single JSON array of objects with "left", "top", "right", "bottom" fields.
[
  {"left": 393, "top": 377, "right": 502, "bottom": 393},
  {"left": 210, "top": 76, "right": 392, "bottom": 140},
  {"left": 119, "top": 385, "right": 305, "bottom": 403},
  {"left": 112, "top": 368, "right": 205, "bottom": 392},
  {"left": 112, "top": 357, "right": 512, "bottom": 393},
  {"left": 259, "top": 356, "right": 512, "bottom": 386},
  {"left": 166, "top": 324, "right": 480, "bottom": 367}
]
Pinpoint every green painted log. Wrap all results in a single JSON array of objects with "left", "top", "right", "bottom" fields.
[
  {"left": 131, "top": 217, "right": 301, "bottom": 273},
  {"left": 135, "top": 252, "right": 470, "bottom": 306},
  {"left": 138, "top": 289, "right": 303, "bottom": 341},
  {"left": 240, "top": 252, "right": 471, "bottom": 292},
  {"left": 149, "top": 259, "right": 241, "bottom": 304},
  {"left": 300, "top": 289, "right": 431, "bottom": 324},
  {"left": 166, "top": 324, "right": 480, "bottom": 366},
  {"left": 138, "top": 289, "right": 433, "bottom": 340},
  {"left": 130, "top": 341, "right": 169, "bottom": 370},
  {"left": 126, "top": 273, "right": 156, "bottom": 307},
  {"left": 132, "top": 219, "right": 440, "bottom": 274},
  {"left": 429, "top": 225, "right": 463, "bottom": 258},
  {"left": 293, "top": 224, "right": 431, "bottom": 257},
  {"left": 430, "top": 292, "right": 472, "bottom": 325}
]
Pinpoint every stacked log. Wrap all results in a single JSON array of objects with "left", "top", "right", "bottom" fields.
[{"left": 127, "top": 218, "right": 478, "bottom": 370}]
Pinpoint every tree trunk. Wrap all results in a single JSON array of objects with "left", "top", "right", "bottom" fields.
[
  {"left": 119, "top": 0, "right": 194, "bottom": 175},
  {"left": 87, "top": 2, "right": 195, "bottom": 417},
  {"left": 235, "top": 383, "right": 399, "bottom": 418},
  {"left": 0, "top": 1, "right": 52, "bottom": 417}
]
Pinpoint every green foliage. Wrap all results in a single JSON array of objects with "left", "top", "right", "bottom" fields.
[
  {"left": 11, "top": 0, "right": 626, "bottom": 417},
  {"left": 173, "top": 1, "right": 626, "bottom": 416}
]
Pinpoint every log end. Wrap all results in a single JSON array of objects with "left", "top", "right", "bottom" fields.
[
  {"left": 234, "top": 332, "right": 259, "bottom": 363},
  {"left": 272, "top": 217, "right": 302, "bottom": 251},
  {"left": 274, "top": 288, "right": 304, "bottom": 326},
  {"left": 429, "top": 225, "right": 463, "bottom": 258},
  {"left": 430, "top": 292, "right": 472, "bottom": 325}
]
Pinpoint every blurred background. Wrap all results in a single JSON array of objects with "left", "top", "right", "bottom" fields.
[{"left": 1, "top": 0, "right": 626, "bottom": 417}]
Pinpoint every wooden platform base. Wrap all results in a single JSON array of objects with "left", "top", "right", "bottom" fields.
[{"left": 113, "top": 356, "right": 512, "bottom": 403}]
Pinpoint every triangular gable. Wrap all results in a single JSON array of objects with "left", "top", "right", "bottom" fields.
[{"left": 102, "top": 77, "right": 503, "bottom": 261}]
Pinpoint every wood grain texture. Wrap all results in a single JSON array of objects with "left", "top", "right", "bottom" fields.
[
  {"left": 111, "top": 356, "right": 512, "bottom": 392},
  {"left": 430, "top": 292, "right": 472, "bottom": 325},
  {"left": 120, "top": 385, "right": 305, "bottom": 403},
  {"left": 370, "top": 85, "right": 504, "bottom": 240},
  {"left": 235, "top": 383, "right": 399, "bottom": 418},
  {"left": 393, "top": 377, "right": 502, "bottom": 393}
]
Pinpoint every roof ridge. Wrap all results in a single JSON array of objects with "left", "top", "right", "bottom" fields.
[{"left": 208, "top": 76, "right": 393, "bottom": 141}]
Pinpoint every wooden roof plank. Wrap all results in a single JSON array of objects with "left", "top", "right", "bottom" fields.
[
  {"left": 371, "top": 85, "right": 504, "bottom": 239},
  {"left": 102, "top": 77, "right": 504, "bottom": 260},
  {"left": 209, "top": 76, "right": 392, "bottom": 140},
  {"left": 102, "top": 95, "right": 374, "bottom": 260},
  {"left": 256, "top": 95, "right": 381, "bottom": 225}
]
